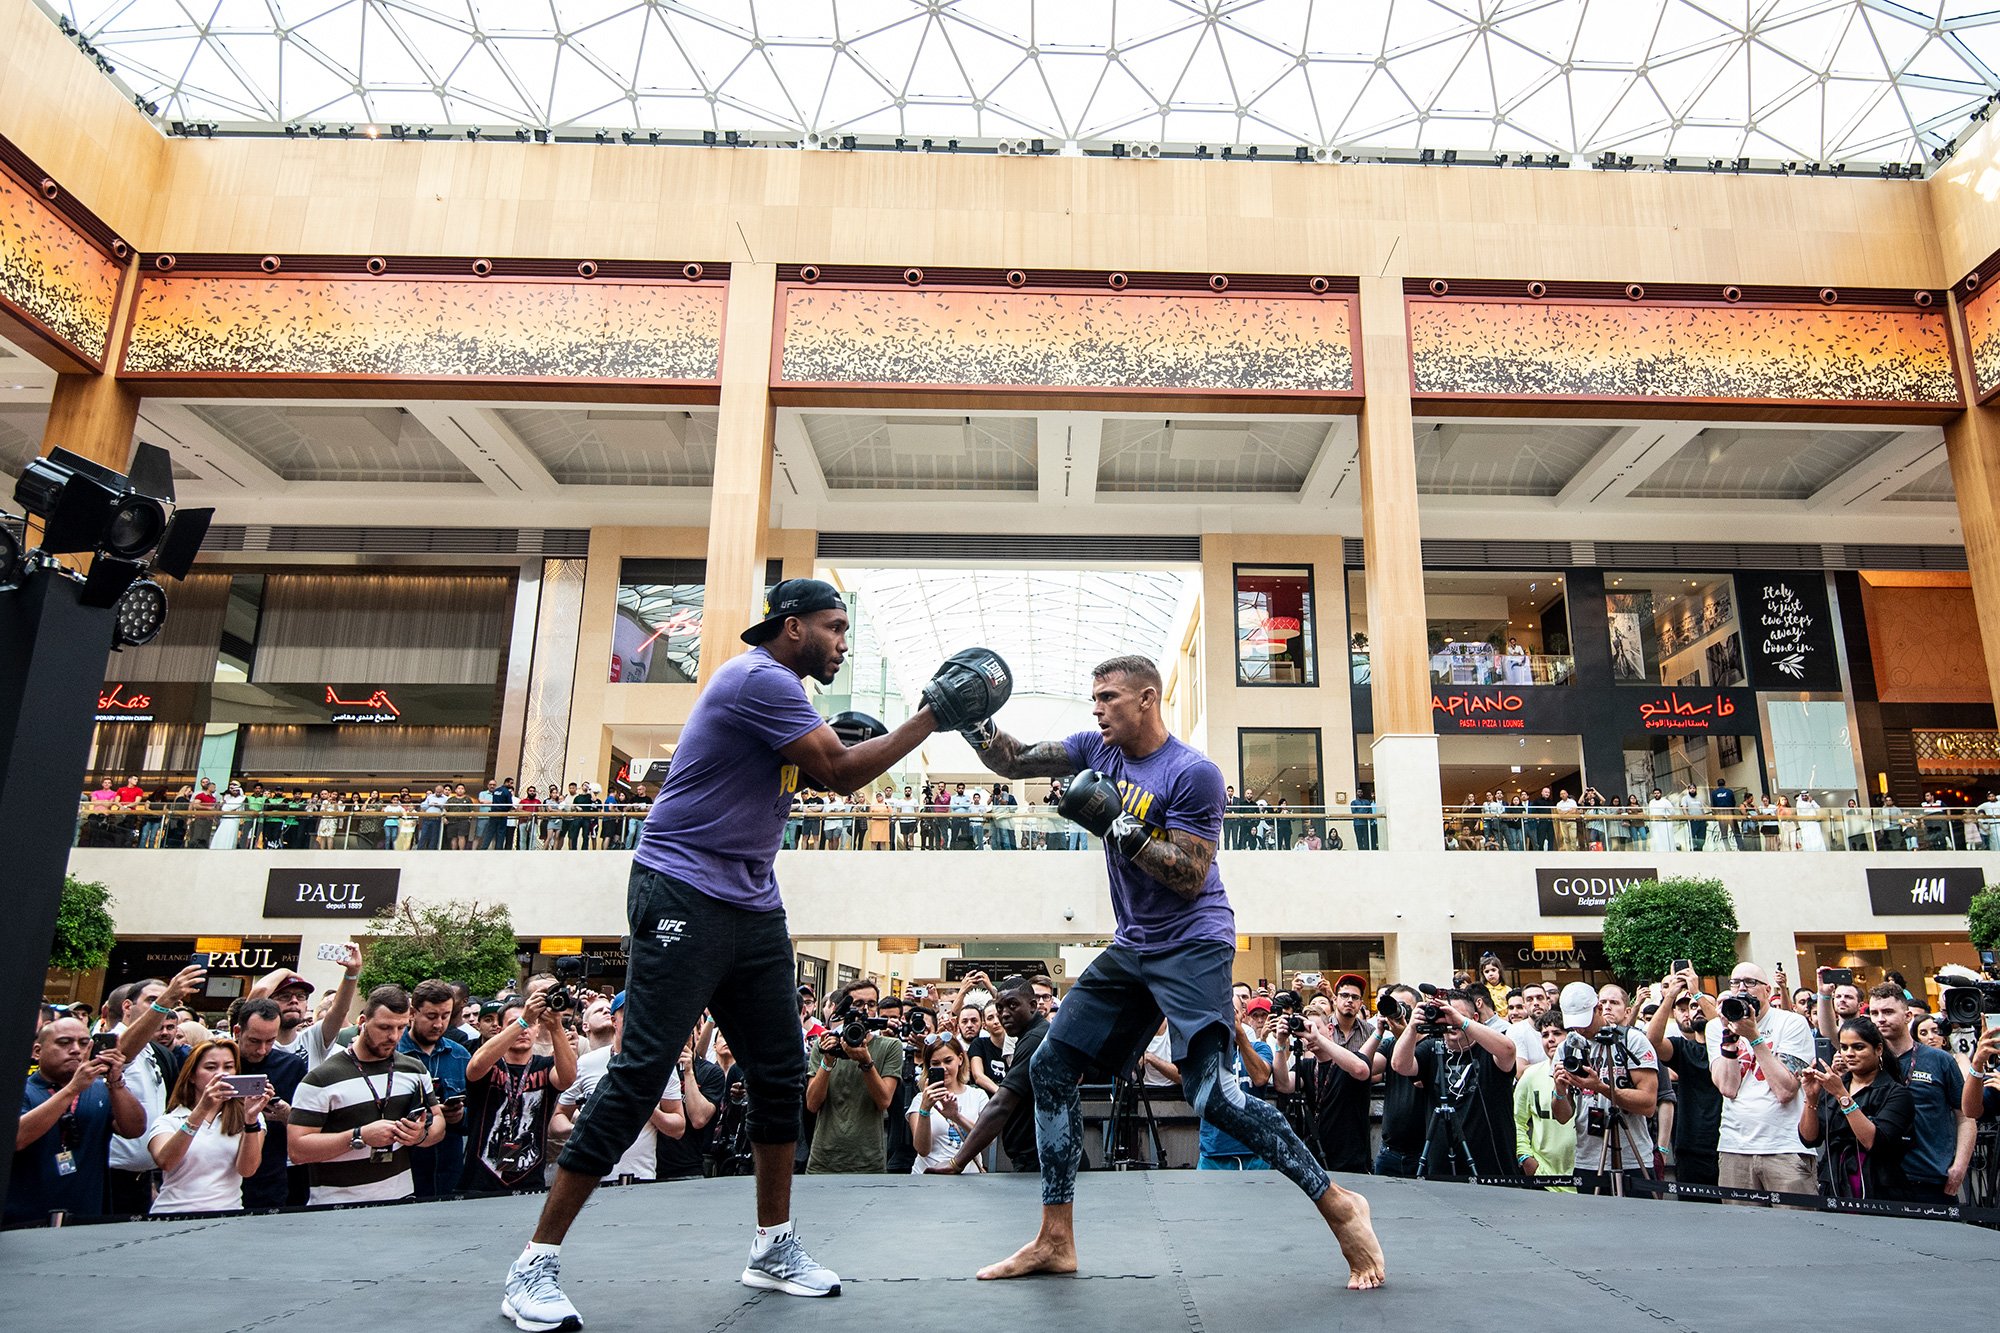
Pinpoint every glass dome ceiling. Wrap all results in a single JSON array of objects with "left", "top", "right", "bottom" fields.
[{"left": 41, "top": 1, "right": 2000, "bottom": 169}]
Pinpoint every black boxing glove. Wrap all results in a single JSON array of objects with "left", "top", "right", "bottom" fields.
[
  {"left": 921, "top": 648, "right": 1013, "bottom": 732},
  {"left": 960, "top": 717, "right": 999, "bottom": 751},
  {"left": 1058, "top": 769, "right": 1149, "bottom": 857},
  {"left": 828, "top": 710, "right": 888, "bottom": 747}
]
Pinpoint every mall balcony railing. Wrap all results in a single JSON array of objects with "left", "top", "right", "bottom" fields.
[
  {"left": 72, "top": 804, "right": 1388, "bottom": 852},
  {"left": 1440, "top": 804, "right": 1998, "bottom": 852}
]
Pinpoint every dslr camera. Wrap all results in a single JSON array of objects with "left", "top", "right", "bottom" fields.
[
  {"left": 542, "top": 954, "right": 612, "bottom": 1012},
  {"left": 1717, "top": 992, "right": 1762, "bottom": 1024},
  {"left": 833, "top": 994, "right": 890, "bottom": 1049}
]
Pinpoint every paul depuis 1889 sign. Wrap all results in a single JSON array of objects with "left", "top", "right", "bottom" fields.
[
  {"left": 1743, "top": 575, "right": 1842, "bottom": 692},
  {"left": 263, "top": 868, "right": 401, "bottom": 918}
]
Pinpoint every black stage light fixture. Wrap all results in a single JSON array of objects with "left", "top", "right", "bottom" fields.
[
  {"left": 0, "top": 520, "right": 21, "bottom": 590},
  {"left": 110, "top": 578, "right": 168, "bottom": 647},
  {"left": 14, "top": 449, "right": 133, "bottom": 554},
  {"left": 151, "top": 507, "right": 214, "bottom": 580},
  {"left": 78, "top": 555, "right": 144, "bottom": 609}
]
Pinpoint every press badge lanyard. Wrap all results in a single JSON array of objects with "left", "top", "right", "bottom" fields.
[
  {"left": 40, "top": 1076, "right": 82, "bottom": 1176},
  {"left": 348, "top": 1050, "right": 397, "bottom": 1117}
]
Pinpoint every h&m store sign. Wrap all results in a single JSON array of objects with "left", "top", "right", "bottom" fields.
[
  {"left": 263, "top": 868, "right": 401, "bottom": 918},
  {"left": 1535, "top": 867, "right": 1661, "bottom": 916},
  {"left": 1865, "top": 867, "right": 1984, "bottom": 917}
]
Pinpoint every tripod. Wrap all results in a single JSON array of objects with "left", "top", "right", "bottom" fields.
[
  {"left": 1103, "top": 1076, "right": 1167, "bottom": 1170},
  {"left": 1414, "top": 1052, "right": 1483, "bottom": 1181},
  {"left": 1571, "top": 1030, "right": 1643, "bottom": 1196}
]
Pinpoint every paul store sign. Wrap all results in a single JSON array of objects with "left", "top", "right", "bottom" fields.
[
  {"left": 1535, "top": 867, "right": 1660, "bottom": 916},
  {"left": 263, "top": 868, "right": 401, "bottom": 918}
]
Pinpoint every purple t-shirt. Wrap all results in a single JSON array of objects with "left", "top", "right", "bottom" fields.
[
  {"left": 1062, "top": 730, "right": 1235, "bottom": 954},
  {"left": 633, "top": 648, "right": 825, "bottom": 910}
]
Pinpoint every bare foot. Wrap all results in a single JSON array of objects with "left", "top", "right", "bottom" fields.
[
  {"left": 1318, "top": 1186, "right": 1386, "bottom": 1290},
  {"left": 975, "top": 1234, "right": 1078, "bottom": 1280}
]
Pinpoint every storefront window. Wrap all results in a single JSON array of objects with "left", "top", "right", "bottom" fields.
[
  {"left": 1604, "top": 573, "right": 1741, "bottom": 686},
  {"left": 1424, "top": 571, "right": 1571, "bottom": 686},
  {"left": 1238, "top": 728, "right": 1322, "bottom": 808},
  {"left": 613, "top": 558, "right": 782, "bottom": 684},
  {"left": 1765, "top": 697, "right": 1858, "bottom": 804},
  {"left": 1236, "top": 566, "right": 1317, "bottom": 685}
]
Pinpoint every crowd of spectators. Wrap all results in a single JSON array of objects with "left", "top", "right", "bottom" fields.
[
  {"left": 16, "top": 947, "right": 1999, "bottom": 1228},
  {"left": 76, "top": 776, "right": 1394, "bottom": 853},
  {"left": 1447, "top": 785, "right": 2000, "bottom": 852}
]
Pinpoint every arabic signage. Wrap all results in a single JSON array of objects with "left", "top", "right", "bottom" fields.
[
  {"left": 1742, "top": 575, "right": 1842, "bottom": 692},
  {"left": 262, "top": 867, "right": 401, "bottom": 918},
  {"left": 1620, "top": 687, "right": 1758, "bottom": 733},
  {"left": 1535, "top": 867, "right": 1661, "bottom": 916},
  {"left": 324, "top": 685, "right": 402, "bottom": 724},
  {"left": 1865, "top": 866, "right": 1984, "bottom": 917},
  {"left": 1423, "top": 685, "right": 1756, "bottom": 735}
]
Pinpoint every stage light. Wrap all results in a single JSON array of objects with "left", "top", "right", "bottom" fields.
[
  {"left": 111, "top": 579, "right": 167, "bottom": 648},
  {"left": 0, "top": 521, "right": 21, "bottom": 591},
  {"left": 11, "top": 443, "right": 207, "bottom": 608}
]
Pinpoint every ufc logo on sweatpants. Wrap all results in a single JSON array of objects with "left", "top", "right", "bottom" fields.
[{"left": 651, "top": 918, "right": 688, "bottom": 945}]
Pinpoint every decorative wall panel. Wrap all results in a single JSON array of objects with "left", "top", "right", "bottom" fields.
[
  {"left": 0, "top": 162, "right": 122, "bottom": 368},
  {"left": 121, "top": 276, "right": 725, "bottom": 385},
  {"left": 1407, "top": 297, "right": 1959, "bottom": 410},
  {"left": 777, "top": 286, "right": 1358, "bottom": 398},
  {"left": 518, "top": 558, "right": 586, "bottom": 794},
  {"left": 1960, "top": 281, "right": 2000, "bottom": 404}
]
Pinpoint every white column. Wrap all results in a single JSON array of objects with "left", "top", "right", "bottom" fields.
[{"left": 1371, "top": 733, "right": 1442, "bottom": 853}]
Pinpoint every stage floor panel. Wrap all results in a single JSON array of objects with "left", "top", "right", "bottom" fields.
[{"left": 3, "top": 1172, "right": 1991, "bottom": 1332}]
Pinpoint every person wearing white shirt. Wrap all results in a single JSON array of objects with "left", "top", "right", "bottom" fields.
[
  {"left": 1644, "top": 788, "right": 1675, "bottom": 850},
  {"left": 1794, "top": 792, "right": 1826, "bottom": 851},
  {"left": 554, "top": 994, "right": 683, "bottom": 1182},
  {"left": 147, "top": 1038, "right": 271, "bottom": 1214},
  {"left": 907, "top": 1036, "right": 988, "bottom": 1173},
  {"left": 254, "top": 946, "right": 362, "bottom": 1072},
  {"left": 1707, "top": 963, "right": 1817, "bottom": 1195}
]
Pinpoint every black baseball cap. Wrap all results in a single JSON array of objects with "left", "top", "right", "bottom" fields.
[{"left": 741, "top": 578, "right": 847, "bottom": 645}]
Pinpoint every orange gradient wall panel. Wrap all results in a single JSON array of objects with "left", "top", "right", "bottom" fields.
[
  {"left": 0, "top": 164, "right": 121, "bottom": 367},
  {"left": 1407, "top": 298, "right": 1959, "bottom": 409},
  {"left": 1961, "top": 282, "right": 2000, "bottom": 403},
  {"left": 121, "top": 275, "right": 725, "bottom": 386},
  {"left": 778, "top": 286, "right": 1357, "bottom": 397}
]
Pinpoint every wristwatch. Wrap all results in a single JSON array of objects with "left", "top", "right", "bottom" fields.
[{"left": 350, "top": 1127, "right": 367, "bottom": 1152}]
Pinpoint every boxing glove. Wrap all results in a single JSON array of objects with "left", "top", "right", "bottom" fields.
[
  {"left": 920, "top": 647, "right": 1013, "bottom": 731},
  {"left": 1059, "top": 769, "right": 1149, "bottom": 857},
  {"left": 960, "top": 717, "right": 999, "bottom": 751},
  {"left": 828, "top": 710, "right": 887, "bottom": 747}
]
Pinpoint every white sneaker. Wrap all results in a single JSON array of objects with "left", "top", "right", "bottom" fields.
[
  {"left": 502, "top": 1252, "right": 583, "bottom": 1331},
  {"left": 741, "top": 1232, "right": 841, "bottom": 1297}
]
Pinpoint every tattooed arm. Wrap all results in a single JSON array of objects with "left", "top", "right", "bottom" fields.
[
  {"left": 970, "top": 729, "right": 1081, "bottom": 780},
  {"left": 1127, "top": 827, "right": 1216, "bottom": 902}
]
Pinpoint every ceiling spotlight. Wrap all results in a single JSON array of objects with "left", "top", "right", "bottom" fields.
[
  {"left": 111, "top": 578, "right": 167, "bottom": 647},
  {"left": 841, "top": 134, "right": 857, "bottom": 150}
]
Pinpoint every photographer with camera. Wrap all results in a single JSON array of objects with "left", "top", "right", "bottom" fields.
[
  {"left": 1963, "top": 1024, "right": 2000, "bottom": 1125},
  {"left": 1550, "top": 982, "right": 1659, "bottom": 1196},
  {"left": 462, "top": 992, "right": 578, "bottom": 1194},
  {"left": 1273, "top": 974, "right": 1376, "bottom": 1173},
  {"left": 1369, "top": 986, "right": 1427, "bottom": 1177},
  {"left": 1389, "top": 986, "right": 1518, "bottom": 1178},
  {"left": 1710, "top": 964, "right": 1818, "bottom": 1195},
  {"left": 8, "top": 1015, "right": 144, "bottom": 1224},
  {"left": 1646, "top": 971, "right": 1724, "bottom": 1185},
  {"left": 804, "top": 979, "right": 903, "bottom": 1173}
]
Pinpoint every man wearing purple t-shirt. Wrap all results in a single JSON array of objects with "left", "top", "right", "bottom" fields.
[
  {"left": 499, "top": 579, "right": 1010, "bottom": 1332},
  {"left": 964, "top": 654, "right": 1385, "bottom": 1293}
]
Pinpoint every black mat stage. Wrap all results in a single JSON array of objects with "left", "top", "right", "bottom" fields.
[{"left": 4, "top": 1173, "right": 1989, "bottom": 1332}]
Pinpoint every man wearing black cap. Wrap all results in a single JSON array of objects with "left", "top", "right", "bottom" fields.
[{"left": 500, "top": 578, "right": 1012, "bottom": 1332}]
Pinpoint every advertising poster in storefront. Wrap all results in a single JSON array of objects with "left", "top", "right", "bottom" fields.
[{"left": 1742, "top": 575, "right": 1842, "bottom": 691}]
